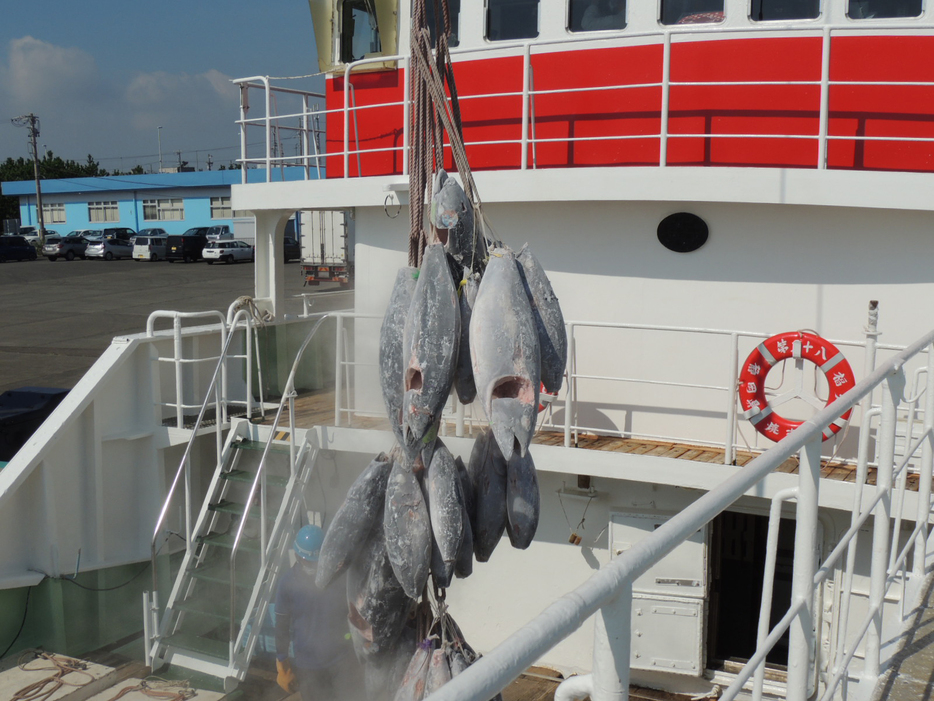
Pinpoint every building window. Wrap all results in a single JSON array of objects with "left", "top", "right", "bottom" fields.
[
  {"left": 751, "top": 0, "right": 819, "bottom": 20},
  {"left": 143, "top": 199, "right": 185, "bottom": 221},
  {"left": 340, "top": 0, "right": 381, "bottom": 63},
  {"left": 848, "top": 0, "right": 919, "bottom": 17},
  {"left": 570, "top": 0, "right": 626, "bottom": 30},
  {"left": 88, "top": 201, "right": 119, "bottom": 223},
  {"left": 661, "top": 0, "right": 724, "bottom": 24},
  {"left": 42, "top": 202, "right": 66, "bottom": 223},
  {"left": 210, "top": 196, "right": 232, "bottom": 219},
  {"left": 487, "top": 0, "right": 540, "bottom": 41}
]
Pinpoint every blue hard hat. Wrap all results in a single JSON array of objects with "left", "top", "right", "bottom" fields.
[{"left": 294, "top": 524, "right": 324, "bottom": 562}]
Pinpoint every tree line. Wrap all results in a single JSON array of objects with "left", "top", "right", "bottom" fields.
[{"left": 0, "top": 152, "right": 139, "bottom": 223}]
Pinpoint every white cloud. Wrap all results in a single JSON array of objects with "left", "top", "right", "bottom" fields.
[
  {"left": 0, "top": 37, "right": 240, "bottom": 167},
  {"left": 5, "top": 36, "right": 101, "bottom": 105}
]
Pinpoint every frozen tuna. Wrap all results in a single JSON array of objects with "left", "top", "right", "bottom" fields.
[
  {"left": 470, "top": 247, "right": 541, "bottom": 461},
  {"left": 346, "top": 525, "right": 415, "bottom": 660},
  {"left": 424, "top": 442, "right": 464, "bottom": 589},
  {"left": 454, "top": 495, "right": 474, "bottom": 579},
  {"left": 517, "top": 244, "right": 567, "bottom": 394},
  {"left": 402, "top": 243, "right": 461, "bottom": 462},
  {"left": 505, "top": 450, "right": 540, "bottom": 549},
  {"left": 380, "top": 267, "right": 419, "bottom": 445},
  {"left": 424, "top": 648, "right": 453, "bottom": 695},
  {"left": 394, "top": 639, "right": 435, "bottom": 701},
  {"left": 454, "top": 272, "right": 480, "bottom": 404},
  {"left": 384, "top": 459, "right": 432, "bottom": 599},
  {"left": 468, "top": 429, "right": 508, "bottom": 562},
  {"left": 316, "top": 452, "right": 393, "bottom": 589},
  {"left": 431, "top": 169, "right": 478, "bottom": 268}
]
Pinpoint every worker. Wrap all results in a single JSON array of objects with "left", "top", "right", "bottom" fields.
[{"left": 275, "top": 524, "right": 353, "bottom": 700}]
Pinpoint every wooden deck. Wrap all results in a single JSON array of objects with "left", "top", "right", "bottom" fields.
[{"left": 256, "top": 388, "right": 917, "bottom": 491}]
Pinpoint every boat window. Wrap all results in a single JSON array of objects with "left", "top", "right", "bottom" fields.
[
  {"left": 340, "top": 0, "right": 382, "bottom": 63},
  {"left": 750, "top": 0, "right": 819, "bottom": 20},
  {"left": 660, "top": 0, "right": 724, "bottom": 24},
  {"left": 847, "top": 0, "right": 920, "bottom": 17},
  {"left": 424, "top": 0, "right": 461, "bottom": 47},
  {"left": 569, "top": 0, "right": 627, "bottom": 30},
  {"left": 486, "top": 0, "right": 540, "bottom": 41}
]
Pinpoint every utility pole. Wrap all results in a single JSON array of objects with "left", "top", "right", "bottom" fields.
[
  {"left": 11, "top": 113, "right": 46, "bottom": 245},
  {"left": 158, "top": 126, "right": 163, "bottom": 172}
]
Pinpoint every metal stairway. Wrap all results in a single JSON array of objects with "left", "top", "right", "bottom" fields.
[{"left": 147, "top": 423, "right": 319, "bottom": 688}]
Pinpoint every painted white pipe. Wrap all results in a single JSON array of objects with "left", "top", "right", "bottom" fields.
[
  {"left": 555, "top": 674, "right": 593, "bottom": 701},
  {"left": 592, "top": 586, "right": 631, "bottom": 701}
]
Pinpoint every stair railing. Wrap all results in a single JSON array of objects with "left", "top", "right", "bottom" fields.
[
  {"left": 227, "top": 312, "right": 331, "bottom": 669},
  {"left": 149, "top": 308, "right": 256, "bottom": 604}
]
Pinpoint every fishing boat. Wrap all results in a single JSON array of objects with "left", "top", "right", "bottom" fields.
[{"left": 2, "top": 0, "right": 934, "bottom": 699}]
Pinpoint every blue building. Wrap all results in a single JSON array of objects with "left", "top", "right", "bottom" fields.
[{"left": 2, "top": 169, "right": 312, "bottom": 236}]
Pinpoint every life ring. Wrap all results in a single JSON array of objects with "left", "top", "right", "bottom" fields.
[{"left": 737, "top": 331, "right": 855, "bottom": 442}]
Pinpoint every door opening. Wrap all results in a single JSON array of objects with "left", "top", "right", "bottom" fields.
[{"left": 706, "top": 511, "right": 795, "bottom": 670}]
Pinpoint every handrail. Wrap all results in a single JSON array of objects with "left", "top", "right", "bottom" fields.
[
  {"left": 235, "top": 21, "right": 934, "bottom": 180},
  {"left": 149, "top": 309, "right": 253, "bottom": 595},
  {"left": 227, "top": 312, "right": 331, "bottom": 667},
  {"left": 426, "top": 326, "right": 934, "bottom": 701}
]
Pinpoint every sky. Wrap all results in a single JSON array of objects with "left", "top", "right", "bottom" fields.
[{"left": 0, "top": 0, "right": 324, "bottom": 173}]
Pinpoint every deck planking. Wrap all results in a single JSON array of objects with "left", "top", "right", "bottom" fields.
[{"left": 258, "top": 388, "right": 917, "bottom": 490}]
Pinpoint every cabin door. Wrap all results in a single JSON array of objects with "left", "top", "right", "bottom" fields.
[
  {"left": 610, "top": 512, "right": 708, "bottom": 676},
  {"left": 706, "top": 510, "right": 822, "bottom": 693}
]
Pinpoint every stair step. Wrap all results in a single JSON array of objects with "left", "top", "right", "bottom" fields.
[
  {"left": 188, "top": 560, "right": 262, "bottom": 588},
  {"left": 233, "top": 440, "right": 291, "bottom": 454},
  {"left": 198, "top": 531, "right": 262, "bottom": 552},
  {"left": 208, "top": 500, "right": 275, "bottom": 519},
  {"left": 163, "top": 631, "right": 230, "bottom": 661},
  {"left": 221, "top": 469, "right": 289, "bottom": 488},
  {"left": 175, "top": 596, "right": 235, "bottom": 621}
]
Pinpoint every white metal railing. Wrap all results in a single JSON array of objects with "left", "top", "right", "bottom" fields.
[
  {"left": 328, "top": 307, "right": 915, "bottom": 468},
  {"left": 424, "top": 325, "right": 934, "bottom": 701},
  {"left": 234, "top": 23, "right": 934, "bottom": 180}
]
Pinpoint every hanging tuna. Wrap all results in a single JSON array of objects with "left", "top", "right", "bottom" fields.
[
  {"left": 402, "top": 242, "right": 461, "bottom": 465},
  {"left": 316, "top": 452, "right": 394, "bottom": 589},
  {"left": 346, "top": 523, "right": 417, "bottom": 660},
  {"left": 454, "top": 271, "right": 480, "bottom": 405},
  {"left": 422, "top": 441, "right": 465, "bottom": 590},
  {"left": 517, "top": 243, "right": 567, "bottom": 394},
  {"left": 380, "top": 267, "right": 420, "bottom": 446},
  {"left": 467, "top": 428, "right": 508, "bottom": 562},
  {"left": 384, "top": 458, "right": 433, "bottom": 599},
  {"left": 505, "top": 450, "right": 540, "bottom": 550},
  {"left": 431, "top": 169, "right": 481, "bottom": 270},
  {"left": 470, "top": 247, "right": 541, "bottom": 462}
]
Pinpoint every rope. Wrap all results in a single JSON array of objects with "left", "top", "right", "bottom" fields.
[
  {"left": 102, "top": 677, "right": 195, "bottom": 701},
  {"left": 408, "top": 0, "right": 482, "bottom": 268},
  {"left": 12, "top": 652, "right": 95, "bottom": 701}
]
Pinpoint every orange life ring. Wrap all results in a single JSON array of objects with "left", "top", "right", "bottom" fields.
[
  {"left": 737, "top": 331, "right": 855, "bottom": 443},
  {"left": 538, "top": 383, "right": 558, "bottom": 413}
]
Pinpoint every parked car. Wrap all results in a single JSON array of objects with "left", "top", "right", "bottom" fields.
[
  {"left": 18, "top": 226, "right": 58, "bottom": 244},
  {"left": 166, "top": 228, "right": 210, "bottom": 263},
  {"left": 203, "top": 239, "right": 255, "bottom": 264},
  {"left": 86, "top": 236, "right": 133, "bottom": 260},
  {"left": 42, "top": 231, "right": 91, "bottom": 261},
  {"left": 0, "top": 236, "right": 38, "bottom": 262},
  {"left": 283, "top": 236, "right": 301, "bottom": 262},
  {"left": 99, "top": 227, "right": 136, "bottom": 243},
  {"left": 133, "top": 229, "right": 168, "bottom": 261},
  {"left": 206, "top": 225, "right": 233, "bottom": 241}
]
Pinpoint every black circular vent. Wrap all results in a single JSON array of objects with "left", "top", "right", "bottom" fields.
[{"left": 657, "top": 212, "right": 709, "bottom": 253}]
